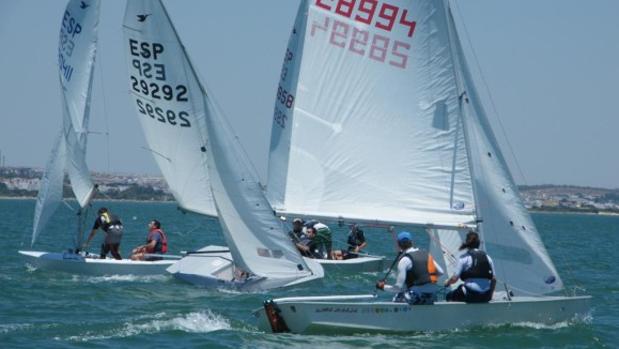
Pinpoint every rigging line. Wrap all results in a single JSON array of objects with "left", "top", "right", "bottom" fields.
[
  {"left": 452, "top": 1, "right": 528, "bottom": 186},
  {"left": 62, "top": 200, "right": 77, "bottom": 212},
  {"left": 141, "top": 146, "right": 172, "bottom": 162}
]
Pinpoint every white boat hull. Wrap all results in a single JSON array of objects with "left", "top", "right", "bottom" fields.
[
  {"left": 254, "top": 294, "right": 591, "bottom": 334},
  {"left": 316, "top": 256, "right": 385, "bottom": 273},
  {"left": 19, "top": 250, "right": 175, "bottom": 276},
  {"left": 167, "top": 245, "right": 324, "bottom": 291}
]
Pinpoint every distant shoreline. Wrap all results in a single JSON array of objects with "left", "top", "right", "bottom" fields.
[
  {"left": 2, "top": 196, "right": 618, "bottom": 217},
  {"left": 0, "top": 196, "right": 175, "bottom": 204}
]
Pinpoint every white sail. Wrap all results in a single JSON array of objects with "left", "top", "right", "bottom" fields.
[
  {"left": 428, "top": 228, "right": 466, "bottom": 279},
  {"left": 124, "top": 0, "right": 317, "bottom": 286},
  {"left": 445, "top": 5, "right": 563, "bottom": 295},
  {"left": 31, "top": 0, "right": 99, "bottom": 246},
  {"left": 59, "top": 0, "right": 99, "bottom": 208},
  {"left": 122, "top": 0, "right": 216, "bottom": 217},
  {"left": 266, "top": 0, "right": 475, "bottom": 228},
  {"left": 32, "top": 131, "right": 67, "bottom": 246}
]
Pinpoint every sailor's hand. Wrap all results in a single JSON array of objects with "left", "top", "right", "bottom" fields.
[{"left": 375, "top": 280, "right": 385, "bottom": 290}]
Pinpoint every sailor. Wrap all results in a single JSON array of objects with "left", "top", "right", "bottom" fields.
[
  {"left": 288, "top": 218, "right": 306, "bottom": 243},
  {"left": 294, "top": 225, "right": 316, "bottom": 257},
  {"left": 130, "top": 220, "right": 168, "bottom": 261},
  {"left": 444, "top": 231, "right": 496, "bottom": 303},
  {"left": 331, "top": 224, "right": 367, "bottom": 260},
  {"left": 305, "top": 220, "right": 332, "bottom": 259},
  {"left": 345, "top": 224, "right": 367, "bottom": 258},
  {"left": 84, "top": 207, "right": 124, "bottom": 260},
  {"left": 376, "top": 231, "right": 444, "bottom": 305}
]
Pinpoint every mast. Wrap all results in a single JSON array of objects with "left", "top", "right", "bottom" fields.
[{"left": 443, "top": 0, "right": 482, "bottom": 231}]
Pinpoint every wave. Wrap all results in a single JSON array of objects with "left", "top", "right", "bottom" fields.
[{"left": 63, "top": 310, "right": 230, "bottom": 342}]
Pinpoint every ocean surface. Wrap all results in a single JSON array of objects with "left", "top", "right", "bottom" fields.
[{"left": 1, "top": 199, "right": 617, "bottom": 348}]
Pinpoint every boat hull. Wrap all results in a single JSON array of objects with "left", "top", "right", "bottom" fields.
[
  {"left": 19, "top": 250, "right": 175, "bottom": 276},
  {"left": 167, "top": 245, "right": 324, "bottom": 291},
  {"left": 254, "top": 294, "right": 591, "bottom": 334},
  {"left": 316, "top": 256, "right": 385, "bottom": 273}
]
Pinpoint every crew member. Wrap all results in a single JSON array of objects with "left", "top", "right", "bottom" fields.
[
  {"left": 444, "top": 231, "right": 496, "bottom": 303},
  {"left": 84, "top": 207, "right": 124, "bottom": 260},
  {"left": 130, "top": 220, "right": 168, "bottom": 261},
  {"left": 376, "top": 231, "right": 444, "bottom": 305},
  {"left": 305, "top": 220, "right": 332, "bottom": 259},
  {"left": 331, "top": 224, "right": 368, "bottom": 260}
]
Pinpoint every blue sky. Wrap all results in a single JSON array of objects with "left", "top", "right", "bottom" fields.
[{"left": 0, "top": 0, "right": 617, "bottom": 188}]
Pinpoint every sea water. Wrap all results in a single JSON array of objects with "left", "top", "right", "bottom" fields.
[{"left": 1, "top": 199, "right": 617, "bottom": 348}]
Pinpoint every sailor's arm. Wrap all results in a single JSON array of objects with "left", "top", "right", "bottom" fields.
[
  {"left": 444, "top": 258, "right": 465, "bottom": 287},
  {"left": 145, "top": 239, "right": 157, "bottom": 251},
  {"left": 296, "top": 242, "right": 310, "bottom": 252},
  {"left": 382, "top": 259, "right": 409, "bottom": 293},
  {"left": 84, "top": 228, "right": 98, "bottom": 247},
  {"left": 355, "top": 241, "right": 367, "bottom": 252}
]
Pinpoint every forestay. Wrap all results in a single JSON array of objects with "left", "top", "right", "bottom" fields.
[
  {"left": 123, "top": 0, "right": 216, "bottom": 217},
  {"left": 267, "top": 0, "right": 475, "bottom": 228},
  {"left": 124, "top": 0, "right": 316, "bottom": 286},
  {"left": 59, "top": 0, "right": 99, "bottom": 208},
  {"left": 445, "top": 5, "right": 563, "bottom": 295}
]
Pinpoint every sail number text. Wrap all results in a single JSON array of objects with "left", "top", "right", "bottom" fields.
[
  {"left": 59, "top": 10, "right": 84, "bottom": 82},
  {"left": 312, "top": 0, "right": 416, "bottom": 69},
  {"left": 315, "top": 0, "right": 416, "bottom": 37},
  {"left": 128, "top": 39, "right": 192, "bottom": 128},
  {"left": 273, "top": 85, "right": 295, "bottom": 129}
]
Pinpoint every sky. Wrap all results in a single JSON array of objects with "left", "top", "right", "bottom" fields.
[{"left": 0, "top": 0, "right": 618, "bottom": 189}]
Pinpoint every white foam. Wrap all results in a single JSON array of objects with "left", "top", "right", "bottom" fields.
[
  {"left": 63, "top": 310, "right": 230, "bottom": 342},
  {"left": 79, "top": 274, "right": 170, "bottom": 284},
  {"left": 507, "top": 321, "right": 572, "bottom": 330},
  {"left": 0, "top": 323, "right": 31, "bottom": 334}
]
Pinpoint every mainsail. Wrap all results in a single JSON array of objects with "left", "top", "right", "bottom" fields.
[
  {"left": 123, "top": 0, "right": 318, "bottom": 287},
  {"left": 266, "top": 0, "right": 476, "bottom": 228},
  {"left": 59, "top": 0, "right": 99, "bottom": 208},
  {"left": 32, "top": 0, "right": 100, "bottom": 246},
  {"left": 122, "top": 0, "right": 216, "bottom": 217}
]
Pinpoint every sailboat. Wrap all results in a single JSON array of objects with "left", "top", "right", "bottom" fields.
[
  {"left": 122, "top": 0, "right": 323, "bottom": 291},
  {"left": 254, "top": 0, "right": 590, "bottom": 332},
  {"left": 19, "top": 0, "right": 175, "bottom": 276}
]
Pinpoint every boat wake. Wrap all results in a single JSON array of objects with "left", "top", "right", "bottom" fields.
[
  {"left": 62, "top": 310, "right": 231, "bottom": 342},
  {"left": 71, "top": 274, "right": 171, "bottom": 284}
]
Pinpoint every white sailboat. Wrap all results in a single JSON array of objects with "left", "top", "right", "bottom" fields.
[
  {"left": 19, "top": 0, "right": 175, "bottom": 276},
  {"left": 254, "top": 0, "right": 589, "bottom": 332},
  {"left": 122, "top": 0, "right": 323, "bottom": 291}
]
